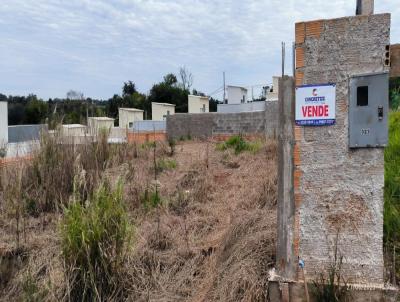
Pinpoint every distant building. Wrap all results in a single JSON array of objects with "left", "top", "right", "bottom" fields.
[
  {"left": 188, "top": 95, "right": 209, "bottom": 113},
  {"left": 266, "top": 76, "right": 280, "bottom": 101},
  {"left": 226, "top": 85, "right": 248, "bottom": 104},
  {"left": 87, "top": 117, "right": 115, "bottom": 136},
  {"left": 62, "top": 124, "right": 87, "bottom": 137},
  {"left": 118, "top": 108, "right": 144, "bottom": 129},
  {"left": 151, "top": 102, "right": 175, "bottom": 121},
  {"left": 0, "top": 100, "right": 8, "bottom": 145}
]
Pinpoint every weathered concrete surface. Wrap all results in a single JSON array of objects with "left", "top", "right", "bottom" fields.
[
  {"left": 294, "top": 14, "right": 390, "bottom": 284},
  {"left": 166, "top": 101, "right": 278, "bottom": 140},
  {"left": 277, "top": 76, "right": 296, "bottom": 280},
  {"left": 356, "top": 0, "right": 374, "bottom": 15},
  {"left": 268, "top": 281, "right": 398, "bottom": 302}
]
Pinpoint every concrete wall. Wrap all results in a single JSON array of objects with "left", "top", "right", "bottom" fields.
[
  {"left": 356, "top": 0, "right": 374, "bottom": 15},
  {"left": 152, "top": 102, "right": 175, "bottom": 121},
  {"left": 133, "top": 120, "right": 166, "bottom": 132},
  {"left": 390, "top": 44, "right": 400, "bottom": 78},
  {"left": 167, "top": 101, "right": 278, "bottom": 140},
  {"left": 188, "top": 95, "right": 209, "bottom": 113},
  {"left": 8, "top": 124, "right": 47, "bottom": 143},
  {"left": 217, "top": 101, "right": 268, "bottom": 113},
  {"left": 119, "top": 108, "right": 143, "bottom": 129},
  {"left": 293, "top": 14, "right": 390, "bottom": 284},
  {"left": 0, "top": 101, "right": 8, "bottom": 145}
]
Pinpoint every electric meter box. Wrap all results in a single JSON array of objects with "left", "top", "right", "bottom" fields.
[{"left": 349, "top": 72, "right": 389, "bottom": 148}]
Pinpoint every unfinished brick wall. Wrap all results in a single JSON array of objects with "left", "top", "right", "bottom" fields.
[
  {"left": 127, "top": 131, "right": 166, "bottom": 144},
  {"left": 294, "top": 14, "right": 390, "bottom": 284},
  {"left": 391, "top": 44, "right": 400, "bottom": 78}
]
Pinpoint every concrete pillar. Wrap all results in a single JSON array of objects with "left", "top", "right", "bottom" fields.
[
  {"left": 356, "top": 0, "right": 374, "bottom": 16},
  {"left": 276, "top": 76, "right": 296, "bottom": 280},
  {"left": 0, "top": 101, "right": 8, "bottom": 145}
]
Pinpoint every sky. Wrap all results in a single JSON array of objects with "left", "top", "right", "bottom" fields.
[{"left": 0, "top": 0, "right": 399, "bottom": 101}]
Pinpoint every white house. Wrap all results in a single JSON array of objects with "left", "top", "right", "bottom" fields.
[
  {"left": 188, "top": 95, "right": 209, "bottom": 113},
  {"left": 151, "top": 102, "right": 175, "bottom": 121},
  {"left": 226, "top": 85, "right": 248, "bottom": 104},
  {"left": 266, "top": 76, "right": 280, "bottom": 101},
  {"left": 87, "top": 117, "right": 115, "bottom": 136},
  {"left": 118, "top": 108, "right": 144, "bottom": 129},
  {"left": 0, "top": 100, "right": 8, "bottom": 145},
  {"left": 61, "top": 124, "right": 87, "bottom": 137}
]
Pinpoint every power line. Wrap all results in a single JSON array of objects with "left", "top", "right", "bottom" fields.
[{"left": 208, "top": 86, "right": 224, "bottom": 96}]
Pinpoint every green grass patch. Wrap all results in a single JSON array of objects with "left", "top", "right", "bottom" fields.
[
  {"left": 60, "top": 182, "right": 132, "bottom": 301},
  {"left": 216, "top": 135, "right": 262, "bottom": 155},
  {"left": 141, "top": 188, "right": 163, "bottom": 209},
  {"left": 156, "top": 158, "right": 177, "bottom": 173}
]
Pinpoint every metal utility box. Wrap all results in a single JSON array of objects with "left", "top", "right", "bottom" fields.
[{"left": 349, "top": 73, "right": 389, "bottom": 148}]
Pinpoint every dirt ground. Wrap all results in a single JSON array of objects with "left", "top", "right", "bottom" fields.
[{"left": 0, "top": 139, "right": 277, "bottom": 301}]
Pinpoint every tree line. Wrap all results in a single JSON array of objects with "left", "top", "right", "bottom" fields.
[{"left": 2, "top": 68, "right": 220, "bottom": 127}]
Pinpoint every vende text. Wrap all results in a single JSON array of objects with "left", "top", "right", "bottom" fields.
[{"left": 302, "top": 105, "right": 329, "bottom": 117}]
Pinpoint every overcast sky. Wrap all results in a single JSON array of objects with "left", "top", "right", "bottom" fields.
[{"left": 0, "top": 0, "right": 398, "bottom": 100}]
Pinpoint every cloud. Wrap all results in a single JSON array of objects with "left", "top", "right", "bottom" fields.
[{"left": 0, "top": 0, "right": 397, "bottom": 99}]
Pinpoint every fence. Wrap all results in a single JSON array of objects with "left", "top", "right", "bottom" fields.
[{"left": 8, "top": 124, "right": 48, "bottom": 143}]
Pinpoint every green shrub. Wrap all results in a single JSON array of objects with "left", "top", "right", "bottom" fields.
[
  {"left": 384, "top": 111, "right": 400, "bottom": 282},
  {"left": 141, "top": 188, "right": 162, "bottom": 209},
  {"left": 156, "top": 158, "right": 177, "bottom": 173},
  {"left": 216, "top": 135, "right": 262, "bottom": 155},
  {"left": 384, "top": 112, "right": 400, "bottom": 243},
  {"left": 168, "top": 138, "right": 176, "bottom": 156},
  {"left": 21, "top": 271, "right": 48, "bottom": 302},
  {"left": 60, "top": 182, "right": 132, "bottom": 301},
  {"left": 141, "top": 141, "right": 156, "bottom": 149},
  {"left": 312, "top": 237, "right": 349, "bottom": 302}
]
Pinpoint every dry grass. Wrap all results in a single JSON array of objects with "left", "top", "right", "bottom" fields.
[{"left": 0, "top": 138, "right": 277, "bottom": 301}]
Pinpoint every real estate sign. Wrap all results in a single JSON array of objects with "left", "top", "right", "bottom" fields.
[{"left": 295, "top": 84, "right": 336, "bottom": 126}]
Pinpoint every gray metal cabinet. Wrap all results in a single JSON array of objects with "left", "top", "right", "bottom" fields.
[{"left": 349, "top": 73, "right": 389, "bottom": 148}]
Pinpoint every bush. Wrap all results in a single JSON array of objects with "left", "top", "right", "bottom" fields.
[
  {"left": 156, "top": 158, "right": 177, "bottom": 173},
  {"left": 312, "top": 235, "right": 349, "bottom": 302},
  {"left": 60, "top": 182, "right": 132, "bottom": 301},
  {"left": 216, "top": 135, "right": 262, "bottom": 155},
  {"left": 384, "top": 111, "right": 400, "bottom": 282},
  {"left": 140, "top": 188, "right": 162, "bottom": 209}
]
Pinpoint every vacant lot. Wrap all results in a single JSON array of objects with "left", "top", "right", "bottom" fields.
[{"left": 0, "top": 137, "right": 277, "bottom": 301}]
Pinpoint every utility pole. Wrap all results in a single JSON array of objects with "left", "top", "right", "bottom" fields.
[
  {"left": 282, "top": 42, "right": 286, "bottom": 77},
  {"left": 223, "top": 72, "right": 226, "bottom": 104}
]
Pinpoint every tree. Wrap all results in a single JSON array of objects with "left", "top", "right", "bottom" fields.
[
  {"left": 163, "top": 74, "right": 178, "bottom": 86},
  {"left": 148, "top": 73, "right": 189, "bottom": 114},
  {"left": 122, "top": 81, "right": 137, "bottom": 97},
  {"left": 192, "top": 89, "right": 206, "bottom": 97},
  {"left": 24, "top": 94, "right": 48, "bottom": 124},
  {"left": 66, "top": 90, "right": 84, "bottom": 100},
  {"left": 179, "top": 66, "right": 193, "bottom": 91}
]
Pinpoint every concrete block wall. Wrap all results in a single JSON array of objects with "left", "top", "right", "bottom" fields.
[
  {"left": 294, "top": 14, "right": 390, "bottom": 284},
  {"left": 166, "top": 101, "right": 278, "bottom": 140}
]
